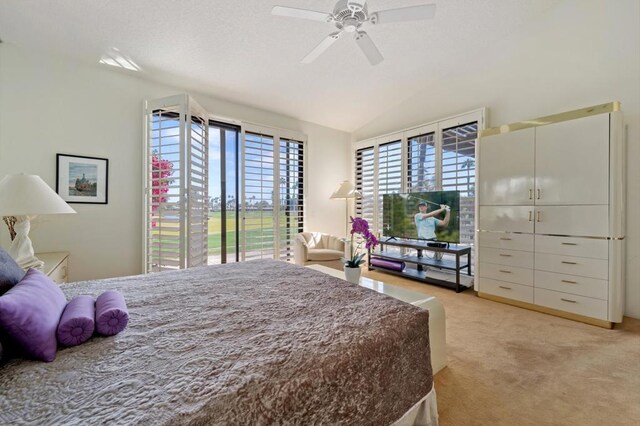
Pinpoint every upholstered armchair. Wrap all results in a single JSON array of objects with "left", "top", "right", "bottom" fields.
[{"left": 294, "top": 232, "right": 345, "bottom": 269}]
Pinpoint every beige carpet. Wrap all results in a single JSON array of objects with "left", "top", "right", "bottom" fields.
[{"left": 362, "top": 269, "right": 640, "bottom": 426}]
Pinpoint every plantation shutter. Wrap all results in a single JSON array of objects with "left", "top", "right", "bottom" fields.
[
  {"left": 242, "top": 132, "right": 276, "bottom": 260},
  {"left": 407, "top": 132, "right": 437, "bottom": 192},
  {"left": 278, "top": 138, "right": 304, "bottom": 261},
  {"left": 355, "top": 147, "right": 375, "bottom": 228},
  {"left": 377, "top": 140, "right": 402, "bottom": 234},
  {"left": 143, "top": 94, "right": 209, "bottom": 272},
  {"left": 441, "top": 122, "right": 478, "bottom": 246}
]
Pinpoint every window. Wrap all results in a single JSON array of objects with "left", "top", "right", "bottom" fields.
[
  {"left": 352, "top": 110, "right": 483, "bottom": 273},
  {"left": 407, "top": 132, "right": 436, "bottom": 192},
  {"left": 144, "top": 94, "right": 209, "bottom": 272},
  {"left": 144, "top": 95, "right": 306, "bottom": 270},
  {"left": 442, "top": 123, "right": 477, "bottom": 245},
  {"left": 377, "top": 140, "right": 403, "bottom": 226}
]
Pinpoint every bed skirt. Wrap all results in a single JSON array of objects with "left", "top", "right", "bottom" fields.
[{"left": 392, "top": 385, "right": 438, "bottom": 426}]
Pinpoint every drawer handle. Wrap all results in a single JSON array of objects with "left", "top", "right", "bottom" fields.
[
  {"left": 561, "top": 298, "right": 577, "bottom": 303},
  {"left": 499, "top": 237, "right": 512, "bottom": 241},
  {"left": 528, "top": 211, "right": 533, "bottom": 222},
  {"left": 536, "top": 211, "right": 541, "bottom": 222},
  {"left": 499, "top": 270, "right": 512, "bottom": 274},
  {"left": 529, "top": 189, "right": 533, "bottom": 200},
  {"left": 499, "top": 286, "right": 512, "bottom": 290},
  {"left": 561, "top": 279, "right": 577, "bottom": 284},
  {"left": 561, "top": 261, "right": 577, "bottom": 265},
  {"left": 561, "top": 242, "right": 577, "bottom": 246},
  {"left": 537, "top": 188, "right": 541, "bottom": 199},
  {"left": 499, "top": 254, "right": 512, "bottom": 257}
]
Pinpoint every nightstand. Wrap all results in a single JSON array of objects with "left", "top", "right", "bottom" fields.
[{"left": 36, "top": 252, "right": 69, "bottom": 284}]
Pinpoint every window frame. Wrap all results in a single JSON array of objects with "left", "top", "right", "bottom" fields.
[{"left": 351, "top": 109, "right": 486, "bottom": 236}]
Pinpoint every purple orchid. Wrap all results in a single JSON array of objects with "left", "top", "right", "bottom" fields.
[{"left": 344, "top": 217, "right": 379, "bottom": 267}]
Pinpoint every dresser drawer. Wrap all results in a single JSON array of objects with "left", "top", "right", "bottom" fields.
[
  {"left": 534, "top": 288, "right": 607, "bottom": 320},
  {"left": 535, "top": 270, "right": 608, "bottom": 300},
  {"left": 535, "top": 253, "right": 608, "bottom": 280},
  {"left": 478, "top": 278, "right": 533, "bottom": 303},
  {"left": 479, "top": 262, "right": 533, "bottom": 286},
  {"left": 479, "top": 248, "right": 533, "bottom": 269},
  {"left": 478, "top": 232, "right": 534, "bottom": 252},
  {"left": 48, "top": 257, "right": 69, "bottom": 284},
  {"left": 535, "top": 235, "right": 608, "bottom": 259}
]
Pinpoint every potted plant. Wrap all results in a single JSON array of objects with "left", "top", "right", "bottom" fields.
[{"left": 343, "top": 216, "right": 379, "bottom": 284}]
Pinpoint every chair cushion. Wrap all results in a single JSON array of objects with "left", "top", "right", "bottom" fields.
[{"left": 307, "top": 249, "right": 344, "bottom": 261}]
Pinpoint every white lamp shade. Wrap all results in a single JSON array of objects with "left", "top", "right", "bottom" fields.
[
  {"left": 0, "top": 174, "right": 76, "bottom": 216},
  {"left": 330, "top": 180, "right": 360, "bottom": 199}
]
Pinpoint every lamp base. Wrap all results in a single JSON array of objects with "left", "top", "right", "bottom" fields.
[{"left": 7, "top": 216, "right": 44, "bottom": 270}]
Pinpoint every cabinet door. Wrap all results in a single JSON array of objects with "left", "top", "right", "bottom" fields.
[
  {"left": 535, "top": 114, "right": 609, "bottom": 205},
  {"left": 478, "top": 128, "right": 534, "bottom": 205},
  {"left": 479, "top": 206, "right": 534, "bottom": 233},
  {"left": 534, "top": 205, "right": 609, "bottom": 237}
]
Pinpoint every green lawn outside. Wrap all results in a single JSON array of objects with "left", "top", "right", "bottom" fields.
[
  {"left": 207, "top": 210, "right": 300, "bottom": 254},
  {"left": 150, "top": 210, "right": 300, "bottom": 256}
]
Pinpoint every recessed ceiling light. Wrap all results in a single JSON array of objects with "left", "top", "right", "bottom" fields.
[{"left": 99, "top": 47, "right": 141, "bottom": 72}]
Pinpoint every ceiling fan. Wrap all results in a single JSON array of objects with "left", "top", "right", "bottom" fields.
[{"left": 272, "top": 1, "right": 436, "bottom": 65}]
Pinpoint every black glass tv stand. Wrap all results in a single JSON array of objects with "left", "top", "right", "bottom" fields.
[{"left": 368, "top": 237, "right": 472, "bottom": 293}]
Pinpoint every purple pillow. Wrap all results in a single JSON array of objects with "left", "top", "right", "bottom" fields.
[
  {"left": 0, "top": 268, "right": 67, "bottom": 362},
  {"left": 57, "top": 296, "right": 95, "bottom": 347},
  {"left": 95, "top": 290, "right": 129, "bottom": 336}
]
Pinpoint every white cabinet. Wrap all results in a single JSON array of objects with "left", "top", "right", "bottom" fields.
[
  {"left": 476, "top": 104, "right": 624, "bottom": 327},
  {"left": 478, "top": 128, "right": 534, "bottom": 206},
  {"left": 535, "top": 114, "right": 610, "bottom": 206}
]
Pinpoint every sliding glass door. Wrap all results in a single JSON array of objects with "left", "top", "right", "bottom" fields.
[
  {"left": 209, "top": 125, "right": 305, "bottom": 263},
  {"left": 208, "top": 121, "right": 240, "bottom": 264},
  {"left": 144, "top": 97, "right": 306, "bottom": 270}
]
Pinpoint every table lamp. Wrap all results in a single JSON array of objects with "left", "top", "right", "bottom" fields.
[
  {"left": 330, "top": 180, "right": 361, "bottom": 237},
  {"left": 0, "top": 174, "right": 76, "bottom": 269}
]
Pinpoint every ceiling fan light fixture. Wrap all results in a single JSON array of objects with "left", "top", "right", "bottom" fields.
[{"left": 272, "top": 1, "right": 437, "bottom": 65}]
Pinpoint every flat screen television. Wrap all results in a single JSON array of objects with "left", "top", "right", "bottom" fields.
[{"left": 382, "top": 191, "right": 461, "bottom": 243}]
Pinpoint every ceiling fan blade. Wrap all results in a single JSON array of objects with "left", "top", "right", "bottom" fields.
[
  {"left": 354, "top": 31, "right": 383, "bottom": 65},
  {"left": 371, "top": 4, "right": 436, "bottom": 24},
  {"left": 301, "top": 32, "right": 342, "bottom": 64},
  {"left": 271, "top": 6, "right": 332, "bottom": 23}
]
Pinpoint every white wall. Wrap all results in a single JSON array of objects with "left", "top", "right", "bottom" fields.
[
  {"left": 0, "top": 43, "right": 350, "bottom": 281},
  {"left": 352, "top": 1, "right": 640, "bottom": 318}
]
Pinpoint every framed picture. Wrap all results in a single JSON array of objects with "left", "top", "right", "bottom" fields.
[{"left": 56, "top": 154, "right": 109, "bottom": 204}]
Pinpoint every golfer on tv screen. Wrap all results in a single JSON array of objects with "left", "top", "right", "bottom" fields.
[{"left": 414, "top": 202, "right": 451, "bottom": 240}]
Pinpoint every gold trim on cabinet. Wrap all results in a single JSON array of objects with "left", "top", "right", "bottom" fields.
[
  {"left": 479, "top": 101, "right": 621, "bottom": 137},
  {"left": 477, "top": 292, "right": 614, "bottom": 329}
]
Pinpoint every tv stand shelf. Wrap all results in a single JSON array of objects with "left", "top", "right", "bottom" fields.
[{"left": 368, "top": 238, "right": 472, "bottom": 293}]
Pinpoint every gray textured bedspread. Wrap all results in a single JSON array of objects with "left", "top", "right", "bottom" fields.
[{"left": 0, "top": 260, "right": 432, "bottom": 425}]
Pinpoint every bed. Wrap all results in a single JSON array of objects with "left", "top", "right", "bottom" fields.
[{"left": 0, "top": 260, "right": 436, "bottom": 425}]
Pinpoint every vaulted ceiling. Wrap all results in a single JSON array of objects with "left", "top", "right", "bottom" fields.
[{"left": 0, "top": 0, "right": 560, "bottom": 131}]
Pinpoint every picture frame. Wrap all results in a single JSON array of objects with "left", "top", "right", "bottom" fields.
[{"left": 56, "top": 154, "right": 109, "bottom": 204}]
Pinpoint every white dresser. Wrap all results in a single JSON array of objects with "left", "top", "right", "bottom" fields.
[{"left": 476, "top": 103, "right": 625, "bottom": 328}]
